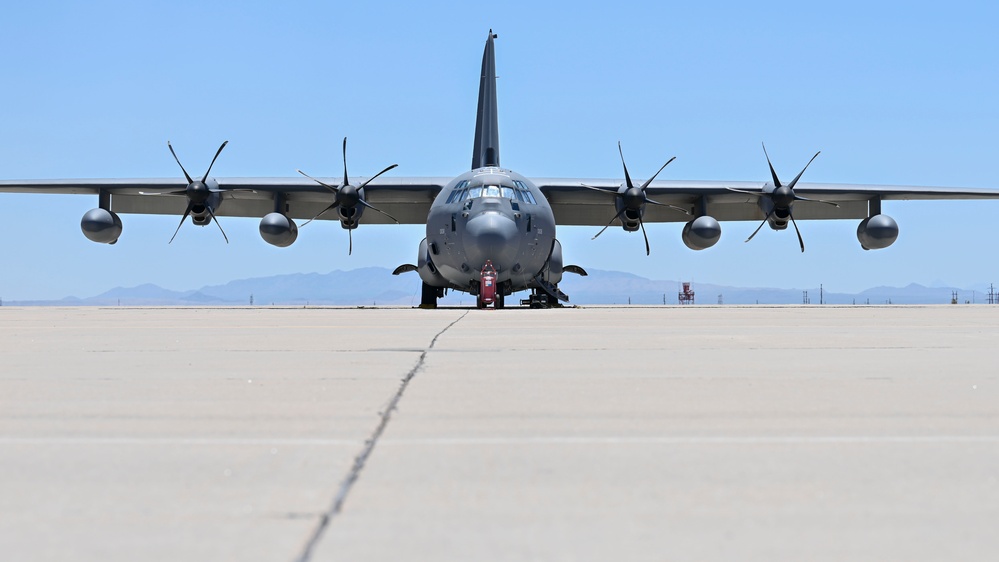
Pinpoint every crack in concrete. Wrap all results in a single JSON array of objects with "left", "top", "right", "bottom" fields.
[{"left": 292, "top": 311, "right": 468, "bottom": 562}]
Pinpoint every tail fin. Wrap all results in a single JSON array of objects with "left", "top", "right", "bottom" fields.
[{"left": 471, "top": 30, "right": 500, "bottom": 169}]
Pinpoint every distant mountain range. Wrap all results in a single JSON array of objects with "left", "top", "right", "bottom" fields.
[
  {"left": 3, "top": 267, "right": 994, "bottom": 306},
  {"left": 559, "top": 271, "right": 992, "bottom": 306}
]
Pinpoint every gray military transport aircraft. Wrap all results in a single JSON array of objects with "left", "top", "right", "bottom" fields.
[{"left": 3, "top": 30, "right": 999, "bottom": 308}]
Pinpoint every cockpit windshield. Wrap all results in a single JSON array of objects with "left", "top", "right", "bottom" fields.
[{"left": 446, "top": 179, "right": 537, "bottom": 204}]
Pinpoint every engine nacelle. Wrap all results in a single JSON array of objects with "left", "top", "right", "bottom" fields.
[
  {"left": 681, "top": 215, "right": 721, "bottom": 250},
  {"left": 417, "top": 238, "right": 448, "bottom": 287},
  {"left": 81, "top": 208, "right": 122, "bottom": 244},
  {"left": 857, "top": 214, "right": 898, "bottom": 250},
  {"left": 192, "top": 211, "right": 212, "bottom": 226},
  {"left": 338, "top": 205, "right": 362, "bottom": 228},
  {"left": 620, "top": 207, "right": 641, "bottom": 232},
  {"left": 259, "top": 212, "right": 299, "bottom": 247}
]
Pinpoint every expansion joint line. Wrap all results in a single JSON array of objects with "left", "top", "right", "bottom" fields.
[{"left": 294, "top": 311, "right": 468, "bottom": 562}]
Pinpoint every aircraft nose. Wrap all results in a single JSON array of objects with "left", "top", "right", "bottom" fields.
[{"left": 464, "top": 211, "right": 519, "bottom": 270}]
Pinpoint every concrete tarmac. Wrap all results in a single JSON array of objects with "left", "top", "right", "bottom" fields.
[{"left": 1, "top": 305, "right": 997, "bottom": 561}]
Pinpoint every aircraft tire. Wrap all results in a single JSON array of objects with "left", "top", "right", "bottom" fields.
[{"left": 420, "top": 283, "right": 438, "bottom": 309}]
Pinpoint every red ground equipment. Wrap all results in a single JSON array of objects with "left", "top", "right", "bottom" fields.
[
  {"left": 479, "top": 260, "right": 497, "bottom": 307},
  {"left": 678, "top": 282, "right": 695, "bottom": 305}
]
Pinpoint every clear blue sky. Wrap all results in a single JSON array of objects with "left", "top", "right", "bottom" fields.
[{"left": 1, "top": 1, "right": 997, "bottom": 300}]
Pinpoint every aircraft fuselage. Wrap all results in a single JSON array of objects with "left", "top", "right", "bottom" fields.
[{"left": 424, "top": 167, "right": 556, "bottom": 295}]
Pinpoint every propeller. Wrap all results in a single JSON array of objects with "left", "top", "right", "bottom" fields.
[
  {"left": 166, "top": 140, "right": 230, "bottom": 244},
  {"left": 296, "top": 137, "right": 399, "bottom": 255},
  {"left": 727, "top": 143, "right": 840, "bottom": 252},
  {"left": 581, "top": 142, "right": 687, "bottom": 255}
]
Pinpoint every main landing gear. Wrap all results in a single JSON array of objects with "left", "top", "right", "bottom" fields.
[{"left": 420, "top": 283, "right": 443, "bottom": 309}]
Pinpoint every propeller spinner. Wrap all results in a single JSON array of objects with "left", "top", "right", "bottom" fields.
[
  {"left": 297, "top": 137, "right": 399, "bottom": 255},
  {"left": 581, "top": 142, "right": 687, "bottom": 255},
  {"left": 727, "top": 143, "right": 839, "bottom": 252}
]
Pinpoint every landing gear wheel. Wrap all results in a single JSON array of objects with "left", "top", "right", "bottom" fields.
[{"left": 420, "top": 283, "right": 439, "bottom": 309}]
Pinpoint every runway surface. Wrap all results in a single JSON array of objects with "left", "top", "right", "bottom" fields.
[{"left": 1, "top": 305, "right": 997, "bottom": 561}]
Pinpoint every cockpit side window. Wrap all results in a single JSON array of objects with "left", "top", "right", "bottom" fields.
[
  {"left": 512, "top": 180, "right": 537, "bottom": 204},
  {"left": 446, "top": 180, "right": 469, "bottom": 204}
]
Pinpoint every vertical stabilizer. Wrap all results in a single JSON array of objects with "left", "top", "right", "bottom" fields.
[{"left": 472, "top": 30, "right": 500, "bottom": 169}]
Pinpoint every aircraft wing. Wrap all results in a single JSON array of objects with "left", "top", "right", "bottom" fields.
[
  {"left": 0, "top": 177, "right": 451, "bottom": 225},
  {"left": 5, "top": 176, "right": 999, "bottom": 227},
  {"left": 536, "top": 179, "right": 999, "bottom": 224}
]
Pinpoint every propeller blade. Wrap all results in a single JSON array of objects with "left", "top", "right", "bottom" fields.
[
  {"left": 639, "top": 217, "right": 650, "bottom": 256},
  {"left": 300, "top": 202, "right": 338, "bottom": 227},
  {"left": 789, "top": 211, "right": 805, "bottom": 252},
  {"left": 762, "top": 143, "right": 782, "bottom": 188},
  {"left": 342, "top": 137, "right": 349, "bottom": 187},
  {"left": 617, "top": 141, "right": 634, "bottom": 189},
  {"left": 296, "top": 169, "right": 340, "bottom": 195},
  {"left": 643, "top": 197, "right": 690, "bottom": 215},
  {"left": 167, "top": 141, "right": 194, "bottom": 184},
  {"left": 592, "top": 208, "right": 628, "bottom": 240},
  {"left": 348, "top": 226, "right": 353, "bottom": 256},
  {"left": 794, "top": 195, "right": 840, "bottom": 207},
  {"left": 639, "top": 156, "right": 676, "bottom": 190},
  {"left": 201, "top": 141, "right": 229, "bottom": 181},
  {"left": 726, "top": 186, "right": 766, "bottom": 198},
  {"left": 358, "top": 163, "right": 400, "bottom": 189},
  {"left": 169, "top": 202, "right": 194, "bottom": 244},
  {"left": 357, "top": 198, "right": 400, "bottom": 223},
  {"left": 786, "top": 151, "right": 821, "bottom": 191},
  {"left": 204, "top": 205, "right": 229, "bottom": 244},
  {"left": 745, "top": 209, "right": 775, "bottom": 243}
]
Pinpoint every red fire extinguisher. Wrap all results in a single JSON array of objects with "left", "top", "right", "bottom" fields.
[{"left": 480, "top": 260, "right": 497, "bottom": 306}]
